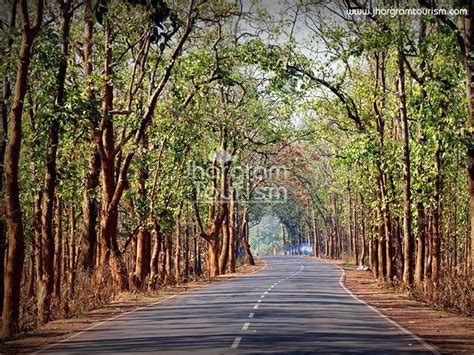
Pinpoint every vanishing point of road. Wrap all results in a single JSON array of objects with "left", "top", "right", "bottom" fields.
[{"left": 36, "top": 256, "right": 438, "bottom": 354}]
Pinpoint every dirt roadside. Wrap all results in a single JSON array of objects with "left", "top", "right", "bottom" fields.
[
  {"left": 0, "top": 259, "right": 266, "bottom": 354},
  {"left": 317, "top": 258, "right": 474, "bottom": 354}
]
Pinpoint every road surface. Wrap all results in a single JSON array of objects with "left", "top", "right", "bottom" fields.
[{"left": 37, "top": 256, "right": 437, "bottom": 354}]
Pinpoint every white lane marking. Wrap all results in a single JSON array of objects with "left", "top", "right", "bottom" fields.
[
  {"left": 264, "top": 291, "right": 268, "bottom": 295},
  {"left": 260, "top": 295, "right": 265, "bottom": 299},
  {"left": 231, "top": 337, "right": 242, "bottom": 349},
  {"left": 257, "top": 299, "right": 262, "bottom": 303},
  {"left": 335, "top": 264, "right": 440, "bottom": 355},
  {"left": 39, "top": 258, "right": 270, "bottom": 355},
  {"left": 253, "top": 304, "right": 259, "bottom": 309},
  {"left": 33, "top": 293, "right": 179, "bottom": 354},
  {"left": 242, "top": 322, "right": 250, "bottom": 330},
  {"left": 249, "top": 313, "right": 255, "bottom": 318},
  {"left": 270, "top": 285, "right": 274, "bottom": 289}
]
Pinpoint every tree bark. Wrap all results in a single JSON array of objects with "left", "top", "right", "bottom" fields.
[
  {"left": 27, "top": 245, "right": 35, "bottom": 298},
  {"left": 376, "top": 205, "right": 386, "bottom": 279},
  {"left": 184, "top": 222, "right": 190, "bottom": 279},
  {"left": 228, "top": 190, "right": 236, "bottom": 272},
  {"left": 174, "top": 202, "right": 183, "bottom": 282},
  {"left": 33, "top": 190, "right": 42, "bottom": 295},
  {"left": 459, "top": 2, "right": 474, "bottom": 304},
  {"left": 2, "top": 0, "right": 43, "bottom": 338},
  {"left": 415, "top": 200, "right": 426, "bottom": 287},
  {"left": 148, "top": 220, "right": 162, "bottom": 290},
  {"left": 312, "top": 210, "right": 319, "bottom": 258},
  {"left": 240, "top": 208, "right": 255, "bottom": 265},
  {"left": 431, "top": 145, "right": 441, "bottom": 283},
  {"left": 79, "top": 150, "right": 99, "bottom": 272},
  {"left": 133, "top": 227, "right": 151, "bottom": 288},
  {"left": 398, "top": 41, "right": 414, "bottom": 287},
  {"left": 38, "top": 1, "right": 72, "bottom": 325},
  {"left": 53, "top": 199, "right": 63, "bottom": 298},
  {"left": 95, "top": 18, "right": 129, "bottom": 291},
  {"left": 208, "top": 238, "right": 219, "bottom": 278},
  {"left": 218, "top": 212, "right": 230, "bottom": 274},
  {"left": 68, "top": 205, "right": 76, "bottom": 296},
  {"left": 0, "top": 0, "right": 17, "bottom": 314},
  {"left": 78, "top": 0, "right": 98, "bottom": 273}
]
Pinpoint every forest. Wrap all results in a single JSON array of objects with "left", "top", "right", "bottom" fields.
[{"left": 0, "top": 0, "right": 473, "bottom": 339}]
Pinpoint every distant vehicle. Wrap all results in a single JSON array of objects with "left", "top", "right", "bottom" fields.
[{"left": 286, "top": 243, "right": 314, "bottom": 256}]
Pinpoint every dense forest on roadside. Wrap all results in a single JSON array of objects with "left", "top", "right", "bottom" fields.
[{"left": 0, "top": 0, "right": 473, "bottom": 338}]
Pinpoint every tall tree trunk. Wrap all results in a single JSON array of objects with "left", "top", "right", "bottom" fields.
[
  {"left": 33, "top": 190, "right": 42, "bottom": 295},
  {"left": 79, "top": 151, "right": 99, "bottom": 272},
  {"left": 79, "top": 0, "right": 98, "bottom": 273},
  {"left": 415, "top": 200, "right": 426, "bottom": 287},
  {"left": 164, "top": 232, "right": 172, "bottom": 281},
  {"left": 53, "top": 199, "right": 63, "bottom": 298},
  {"left": 2, "top": 0, "right": 43, "bottom": 338},
  {"left": 424, "top": 211, "right": 432, "bottom": 280},
  {"left": 68, "top": 205, "right": 76, "bottom": 296},
  {"left": 228, "top": 190, "right": 236, "bottom": 272},
  {"left": 0, "top": 0, "right": 18, "bottom": 315},
  {"left": 413, "top": 16, "right": 428, "bottom": 289},
  {"left": 431, "top": 145, "right": 441, "bottom": 283},
  {"left": 96, "top": 19, "right": 129, "bottom": 292},
  {"left": 398, "top": 42, "right": 414, "bottom": 287},
  {"left": 359, "top": 194, "right": 366, "bottom": 266},
  {"left": 348, "top": 181, "right": 356, "bottom": 263},
  {"left": 218, "top": 213, "right": 230, "bottom": 275},
  {"left": 370, "top": 233, "right": 379, "bottom": 279},
  {"left": 376, "top": 205, "right": 386, "bottom": 279},
  {"left": 381, "top": 175, "right": 393, "bottom": 281},
  {"left": 27, "top": 241, "right": 35, "bottom": 298},
  {"left": 184, "top": 222, "right": 190, "bottom": 279},
  {"left": 208, "top": 238, "right": 219, "bottom": 278},
  {"left": 312, "top": 209, "right": 318, "bottom": 257},
  {"left": 38, "top": 2, "right": 71, "bottom": 325},
  {"left": 240, "top": 208, "right": 255, "bottom": 266},
  {"left": 459, "top": 3, "right": 474, "bottom": 304},
  {"left": 174, "top": 203, "right": 183, "bottom": 281},
  {"left": 134, "top": 227, "right": 151, "bottom": 288},
  {"left": 133, "top": 135, "right": 151, "bottom": 288},
  {"left": 193, "top": 235, "right": 199, "bottom": 279},
  {"left": 353, "top": 195, "right": 359, "bottom": 264},
  {"left": 27, "top": 191, "right": 41, "bottom": 300},
  {"left": 148, "top": 220, "right": 162, "bottom": 290}
]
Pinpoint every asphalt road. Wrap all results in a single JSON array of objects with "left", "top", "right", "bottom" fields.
[{"left": 37, "top": 256, "right": 437, "bottom": 354}]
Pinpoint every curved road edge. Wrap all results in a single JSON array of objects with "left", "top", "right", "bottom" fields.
[{"left": 317, "top": 257, "right": 441, "bottom": 355}]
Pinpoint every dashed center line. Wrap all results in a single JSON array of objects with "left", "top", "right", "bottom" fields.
[
  {"left": 231, "top": 263, "right": 306, "bottom": 350},
  {"left": 231, "top": 337, "right": 242, "bottom": 349}
]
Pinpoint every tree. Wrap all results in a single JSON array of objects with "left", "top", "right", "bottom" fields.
[{"left": 2, "top": 0, "right": 43, "bottom": 338}]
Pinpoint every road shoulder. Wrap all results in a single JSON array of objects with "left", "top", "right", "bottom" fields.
[{"left": 312, "top": 257, "right": 474, "bottom": 354}]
